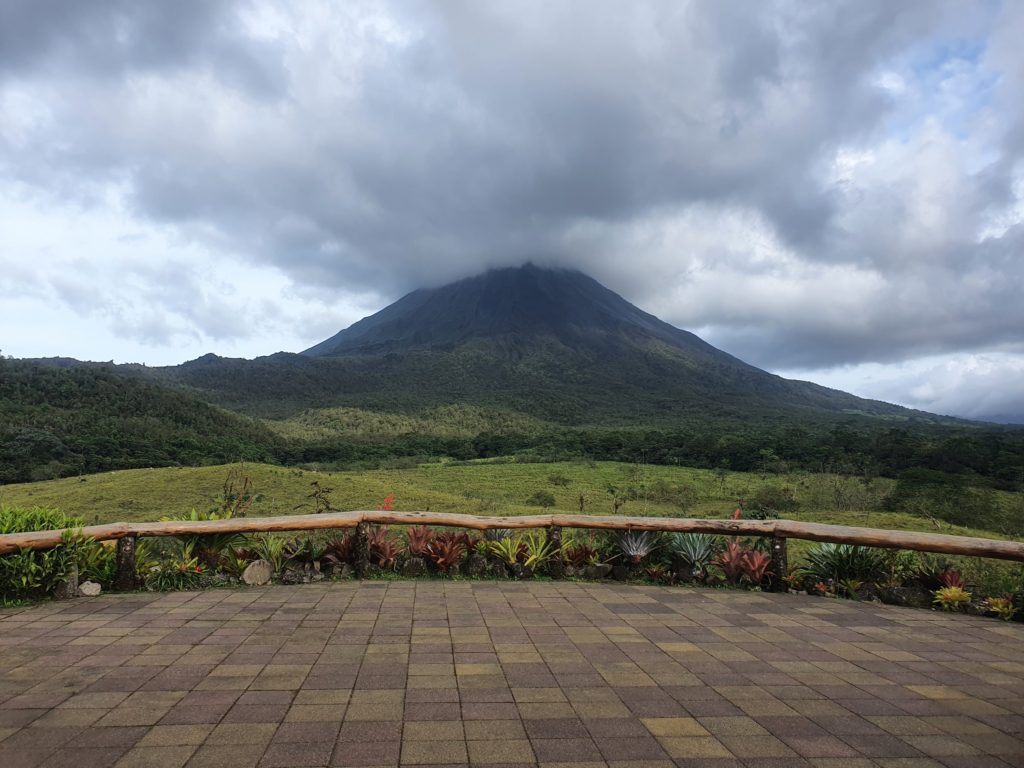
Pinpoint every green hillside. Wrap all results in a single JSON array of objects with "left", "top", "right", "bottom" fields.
[{"left": 2, "top": 460, "right": 1019, "bottom": 542}]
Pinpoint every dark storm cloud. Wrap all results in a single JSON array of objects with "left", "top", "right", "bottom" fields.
[
  {"left": 1, "top": 0, "right": 1022, "bottom": 379},
  {"left": 0, "top": 0, "right": 285, "bottom": 96}
]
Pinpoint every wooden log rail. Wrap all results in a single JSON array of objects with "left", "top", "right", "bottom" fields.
[{"left": 1, "top": 510, "right": 1023, "bottom": 562}]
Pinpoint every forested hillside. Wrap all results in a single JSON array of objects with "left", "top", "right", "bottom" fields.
[{"left": 0, "top": 359, "right": 282, "bottom": 482}]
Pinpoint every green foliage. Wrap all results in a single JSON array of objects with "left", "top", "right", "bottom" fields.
[
  {"left": 250, "top": 534, "right": 290, "bottom": 574},
  {"left": 750, "top": 485, "right": 800, "bottom": 514},
  {"left": 885, "top": 469, "right": 1008, "bottom": 532},
  {"left": 0, "top": 506, "right": 84, "bottom": 600},
  {"left": 0, "top": 361, "right": 282, "bottom": 484},
  {"left": 76, "top": 540, "right": 116, "bottom": 586},
  {"left": 800, "top": 543, "right": 887, "bottom": 585},
  {"left": 144, "top": 542, "right": 210, "bottom": 591}
]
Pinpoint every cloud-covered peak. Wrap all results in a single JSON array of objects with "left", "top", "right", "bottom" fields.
[{"left": 1, "top": 1, "right": 1022, "bottom": 420}]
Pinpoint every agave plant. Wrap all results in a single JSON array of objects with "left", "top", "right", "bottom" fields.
[
  {"left": 800, "top": 543, "right": 886, "bottom": 585},
  {"left": 616, "top": 531, "right": 660, "bottom": 566},
  {"left": 669, "top": 533, "right": 717, "bottom": 575},
  {"left": 484, "top": 528, "right": 512, "bottom": 542}
]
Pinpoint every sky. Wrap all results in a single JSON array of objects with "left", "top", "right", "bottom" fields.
[{"left": 1, "top": 1, "right": 1023, "bottom": 422}]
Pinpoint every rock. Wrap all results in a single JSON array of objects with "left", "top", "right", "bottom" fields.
[
  {"left": 55, "top": 565, "right": 80, "bottom": 600},
  {"left": 280, "top": 568, "right": 307, "bottom": 584},
  {"left": 463, "top": 554, "right": 487, "bottom": 577},
  {"left": 611, "top": 565, "right": 631, "bottom": 581},
  {"left": 78, "top": 580, "right": 102, "bottom": 597},
  {"left": 338, "top": 564, "right": 354, "bottom": 579},
  {"left": 546, "top": 559, "right": 565, "bottom": 579},
  {"left": 585, "top": 564, "right": 612, "bottom": 580},
  {"left": 242, "top": 559, "right": 274, "bottom": 586},
  {"left": 402, "top": 557, "right": 426, "bottom": 577}
]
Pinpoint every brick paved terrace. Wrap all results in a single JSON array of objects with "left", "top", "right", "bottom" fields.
[{"left": 1, "top": 583, "right": 1022, "bottom": 768}]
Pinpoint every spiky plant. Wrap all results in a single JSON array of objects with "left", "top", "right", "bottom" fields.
[
  {"left": 669, "top": 533, "right": 716, "bottom": 573},
  {"left": 426, "top": 538, "right": 466, "bottom": 573},
  {"left": 800, "top": 544, "right": 886, "bottom": 585},
  {"left": 521, "top": 531, "right": 555, "bottom": 570},
  {"left": 933, "top": 585, "right": 972, "bottom": 611},
  {"left": 616, "top": 531, "right": 660, "bottom": 566},
  {"left": 484, "top": 528, "right": 512, "bottom": 542},
  {"left": 489, "top": 537, "right": 524, "bottom": 567},
  {"left": 405, "top": 526, "right": 435, "bottom": 557}
]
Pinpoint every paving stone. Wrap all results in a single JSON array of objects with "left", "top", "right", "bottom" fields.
[{"left": 1, "top": 582, "right": 1022, "bottom": 767}]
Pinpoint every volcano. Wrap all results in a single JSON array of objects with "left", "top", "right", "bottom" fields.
[{"left": 277, "top": 264, "right": 913, "bottom": 423}]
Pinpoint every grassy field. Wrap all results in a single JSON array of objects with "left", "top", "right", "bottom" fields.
[{"left": 1, "top": 459, "right": 1017, "bottom": 543}]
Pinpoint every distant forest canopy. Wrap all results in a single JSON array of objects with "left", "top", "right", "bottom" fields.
[{"left": 2, "top": 359, "right": 1023, "bottom": 495}]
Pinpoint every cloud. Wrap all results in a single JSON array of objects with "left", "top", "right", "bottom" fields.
[{"left": 0, "top": 1, "right": 1022, "bottom": 415}]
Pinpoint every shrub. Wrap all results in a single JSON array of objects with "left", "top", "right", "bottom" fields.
[
  {"left": 0, "top": 506, "right": 85, "bottom": 602},
  {"left": 751, "top": 485, "right": 800, "bottom": 514},
  {"left": 526, "top": 490, "right": 556, "bottom": 508}
]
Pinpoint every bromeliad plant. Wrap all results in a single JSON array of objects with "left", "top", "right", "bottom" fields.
[
  {"left": 713, "top": 539, "right": 772, "bottom": 586},
  {"left": 933, "top": 585, "right": 972, "bottom": 611},
  {"left": 521, "top": 531, "right": 556, "bottom": 571},
  {"left": 426, "top": 536, "right": 465, "bottom": 573},
  {"left": 984, "top": 595, "right": 1018, "bottom": 621},
  {"left": 366, "top": 526, "right": 402, "bottom": 569},
  {"left": 406, "top": 526, "right": 436, "bottom": 558}
]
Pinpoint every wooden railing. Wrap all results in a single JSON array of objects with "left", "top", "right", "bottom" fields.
[
  {"left": 2, "top": 510, "right": 1023, "bottom": 593},
  {"left": 1, "top": 510, "right": 1022, "bottom": 560}
]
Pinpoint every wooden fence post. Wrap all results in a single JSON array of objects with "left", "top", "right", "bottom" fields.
[
  {"left": 354, "top": 523, "right": 371, "bottom": 579},
  {"left": 769, "top": 536, "right": 788, "bottom": 592},
  {"left": 546, "top": 525, "right": 564, "bottom": 578},
  {"left": 115, "top": 535, "right": 137, "bottom": 591}
]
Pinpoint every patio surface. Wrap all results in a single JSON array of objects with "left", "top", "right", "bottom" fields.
[{"left": 1, "top": 582, "right": 1022, "bottom": 768}]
